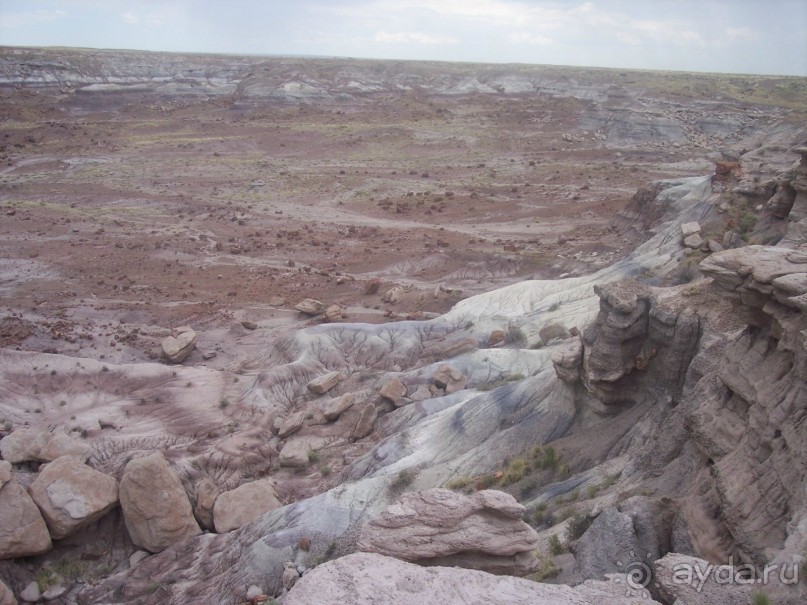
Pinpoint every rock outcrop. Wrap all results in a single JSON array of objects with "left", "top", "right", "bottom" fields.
[
  {"left": 684, "top": 246, "right": 807, "bottom": 566},
  {"left": 0, "top": 429, "right": 91, "bottom": 463},
  {"left": 28, "top": 455, "right": 119, "bottom": 539},
  {"left": 553, "top": 279, "right": 700, "bottom": 412},
  {"left": 213, "top": 479, "right": 282, "bottom": 533},
  {"left": 0, "top": 478, "right": 51, "bottom": 559},
  {"left": 358, "top": 489, "right": 540, "bottom": 576},
  {"left": 118, "top": 452, "right": 201, "bottom": 553},
  {"left": 284, "top": 552, "right": 662, "bottom": 605}
]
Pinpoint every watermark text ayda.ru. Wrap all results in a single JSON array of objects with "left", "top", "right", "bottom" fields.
[{"left": 671, "top": 556, "right": 800, "bottom": 592}]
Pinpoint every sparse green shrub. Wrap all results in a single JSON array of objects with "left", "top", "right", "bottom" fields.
[
  {"left": 391, "top": 468, "right": 417, "bottom": 489},
  {"left": 531, "top": 553, "right": 561, "bottom": 582},
  {"left": 445, "top": 476, "right": 473, "bottom": 491},
  {"left": 540, "top": 446, "right": 559, "bottom": 471},
  {"left": 531, "top": 504, "right": 547, "bottom": 525},
  {"left": 548, "top": 534, "right": 565, "bottom": 556},
  {"left": 319, "top": 464, "right": 331, "bottom": 476},
  {"left": 477, "top": 474, "right": 496, "bottom": 490},
  {"left": 308, "top": 450, "right": 320, "bottom": 463},
  {"left": 219, "top": 398, "right": 230, "bottom": 409},
  {"left": 739, "top": 212, "right": 757, "bottom": 235},
  {"left": 751, "top": 592, "right": 770, "bottom": 605},
  {"left": 587, "top": 484, "right": 599, "bottom": 499},
  {"left": 567, "top": 512, "right": 593, "bottom": 540},
  {"left": 501, "top": 458, "right": 527, "bottom": 485}
]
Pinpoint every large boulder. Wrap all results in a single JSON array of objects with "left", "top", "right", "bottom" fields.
[
  {"left": 0, "top": 429, "right": 91, "bottom": 464},
  {"left": 118, "top": 451, "right": 201, "bottom": 553},
  {"left": 161, "top": 326, "right": 197, "bottom": 363},
  {"left": 0, "top": 479, "right": 51, "bottom": 559},
  {"left": 28, "top": 455, "right": 119, "bottom": 539},
  {"left": 277, "top": 410, "right": 306, "bottom": 438},
  {"left": 357, "top": 489, "right": 540, "bottom": 576},
  {"left": 213, "top": 479, "right": 282, "bottom": 533},
  {"left": 284, "top": 552, "right": 662, "bottom": 605}
]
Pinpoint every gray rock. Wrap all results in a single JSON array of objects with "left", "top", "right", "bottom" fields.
[
  {"left": 41, "top": 586, "right": 65, "bottom": 601},
  {"left": 572, "top": 508, "right": 640, "bottom": 581},
  {"left": 129, "top": 550, "right": 149, "bottom": 567},
  {"left": 19, "top": 582, "right": 39, "bottom": 603},
  {"left": 684, "top": 233, "right": 704, "bottom": 249},
  {"left": 681, "top": 221, "right": 701, "bottom": 237}
]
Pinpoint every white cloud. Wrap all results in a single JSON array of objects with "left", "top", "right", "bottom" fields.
[
  {"left": 374, "top": 31, "right": 459, "bottom": 45},
  {"left": 508, "top": 32, "right": 553, "bottom": 46},
  {"left": 726, "top": 26, "right": 758, "bottom": 41},
  {"left": 0, "top": 8, "right": 66, "bottom": 29},
  {"left": 121, "top": 11, "right": 139, "bottom": 24}
]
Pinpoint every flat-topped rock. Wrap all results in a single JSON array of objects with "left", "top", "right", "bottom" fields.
[
  {"left": 295, "top": 299, "right": 325, "bottom": 316},
  {"left": 161, "top": 326, "right": 197, "bottom": 363}
]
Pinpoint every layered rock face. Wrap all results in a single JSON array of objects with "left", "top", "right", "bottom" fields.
[
  {"left": 553, "top": 279, "right": 701, "bottom": 411},
  {"left": 686, "top": 246, "right": 807, "bottom": 566},
  {"left": 357, "top": 489, "right": 540, "bottom": 576}
]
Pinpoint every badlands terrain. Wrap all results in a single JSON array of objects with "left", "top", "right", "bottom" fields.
[{"left": 0, "top": 46, "right": 806, "bottom": 604}]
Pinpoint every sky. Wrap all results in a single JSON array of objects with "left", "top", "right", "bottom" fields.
[{"left": 0, "top": 0, "right": 806, "bottom": 76}]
